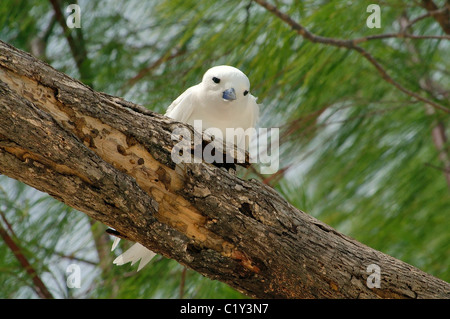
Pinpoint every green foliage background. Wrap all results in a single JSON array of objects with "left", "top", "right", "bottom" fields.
[{"left": 0, "top": 0, "right": 448, "bottom": 298}]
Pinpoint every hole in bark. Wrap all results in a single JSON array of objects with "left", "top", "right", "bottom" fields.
[
  {"left": 126, "top": 135, "right": 138, "bottom": 147},
  {"left": 117, "top": 144, "right": 127, "bottom": 155},
  {"left": 239, "top": 202, "right": 253, "bottom": 218},
  {"left": 186, "top": 243, "right": 203, "bottom": 255}
]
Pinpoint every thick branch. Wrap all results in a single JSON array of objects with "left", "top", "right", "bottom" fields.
[{"left": 0, "top": 40, "right": 449, "bottom": 298}]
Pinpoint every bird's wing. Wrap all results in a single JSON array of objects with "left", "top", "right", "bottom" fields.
[{"left": 165, "top": 85, "right": 198, "bottom": 123}]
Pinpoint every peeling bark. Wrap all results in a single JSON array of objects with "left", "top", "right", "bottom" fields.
[{"left": 0, "top": 40, "right": 449, "bottom": 298}]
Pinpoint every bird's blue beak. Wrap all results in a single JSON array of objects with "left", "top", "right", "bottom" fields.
[{"left": 222, "top": 88, "right": 237, "bottom": 101}]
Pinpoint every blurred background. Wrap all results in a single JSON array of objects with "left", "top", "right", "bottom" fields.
[{"left": 0, "top": 0, "right": 448, "bottom": 298}]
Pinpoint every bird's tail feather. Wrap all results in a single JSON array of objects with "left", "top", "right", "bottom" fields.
[{"left": 112, "top": 242, "right": 156, "bottom": 271}]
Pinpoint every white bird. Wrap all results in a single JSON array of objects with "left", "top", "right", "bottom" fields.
[
  {"left": 166, "top": 65, "right": 259, "bottom": 148},
  {"left": 112, "top": 65, "right": 260, "bottom": 271}
]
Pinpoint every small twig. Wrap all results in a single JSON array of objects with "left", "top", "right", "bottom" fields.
[
  {"left": 0, "top": 208, "right": 16, "bottom": 237},
  {"left": 353, "top": 33, "right": 450, "bottom": 43},
  {"left": 179, "top": 267, "right": 187, "bottom": 299},
  {"left": 403, "top": 7, "right": 450, "bottom": 30},
  {"left": 424, "top": 162, "right": 450, "bottom": 173},
  {"left": 262, "top": 165, "right": 290, "bottom": 185},
  {"left": 122, "top": 47, "right": 186, "bottom": 90}
]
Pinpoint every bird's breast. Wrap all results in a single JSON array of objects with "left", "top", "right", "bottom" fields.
[{"left": 187, "top": 103, "right": 252, "bottom": 131}]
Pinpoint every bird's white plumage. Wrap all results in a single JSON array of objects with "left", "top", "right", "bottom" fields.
[
  {"left": 113, "top": 243, "right": 156, "bottom": 272},
  {"left": 166, "top": 65, "right": 259, "bottom": 148},
  {"left": 112, "top": 65, "right": 259, "bottom": 271}
]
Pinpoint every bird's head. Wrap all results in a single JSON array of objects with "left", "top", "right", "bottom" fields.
[{"left": 200, "top": 65, "right": 251, "bottom": 105}]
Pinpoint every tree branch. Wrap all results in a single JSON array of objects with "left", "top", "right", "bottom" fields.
[
  {"left": 353, "top": 33, "right": 450, "bottom": 42},
  {"left": 0, "top": 211, "right": 53, "bottom": 299},
  {"left": 253, "top": 0, "right": 450, "bottom": 114},
  {"left": 1, "top": 40, "right": 449, "bottom": 298}
]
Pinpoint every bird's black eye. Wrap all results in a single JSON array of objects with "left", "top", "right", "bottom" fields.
[
  {"left": 212, "top": 77, "right": 220, "bottom": 84},
  {"left": 243, "top": 90, "right": 249, "bottom": 96}
]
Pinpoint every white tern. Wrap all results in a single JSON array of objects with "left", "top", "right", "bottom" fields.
[{"left": 112, "top": 65, "right": 260, "bottom": 271}]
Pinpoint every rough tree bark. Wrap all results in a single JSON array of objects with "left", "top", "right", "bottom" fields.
[{"left": 0, "top": 40, "right": 449, "bottom": 299}]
